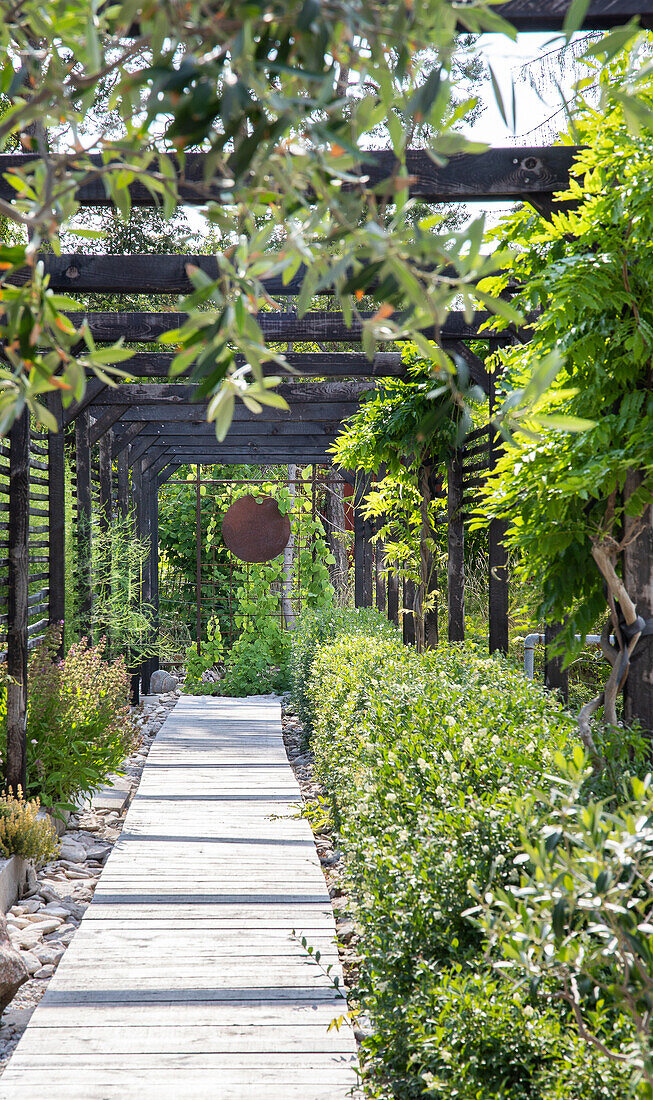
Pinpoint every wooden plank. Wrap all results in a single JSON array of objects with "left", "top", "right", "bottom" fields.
[
  {"left": 110, "top": 350, "right": 406, "bottom": 379},
  {"left": 46, "top": 394, "right": 65, "bottom": 644},
  {"left": 495, "top": 1, "right": 653, "bottom": 30},
  {"left": 117, "top": 421, "right": 342, "bottom": 440},
  {"left": 75, "top": 410, "right": 93, "bottom": 635},
  {"left": 112, "top": 420, "right": 146, "bottom": 458},
  {"left": 91, "top": 381, "right": 372, "bottom": 405},
  {"left": 2, "top": 697, "right": 358, "bottom": 1099},
  {"left": 89, "top": 404, "right": 129, "bottom": 445},
  {"left": 544, "top": 621, "right": 569, "bottom": 702},
  {"left": 0, "top": 145, "right": 580, "bottom": 205},
  {"left": 6, "top": 409, "right": 29, "bottom": 794},
  {"left": 447, "top": 448, "right": 465, "bottom": 642},
  {"left": 66, "top": 309, "right": 496, "bottom": 344},
  {"left": 114, "top": 403, "right": 358, "bottom": 424}
]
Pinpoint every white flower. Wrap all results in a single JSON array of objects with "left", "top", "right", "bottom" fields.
[
  {"left": 499, "top": 785, "right": 510, "bottom": 796},
  {"left": 462, "top": 737, "right": 473, "bottom": 755},
  {"left": 443, "top": 749, "right": 453, "bottom": 764},
  {"left": 495, "top": 854, "right": 506, "bottom": 867},
  {"left": 435, "top": 785, "right": 446, "bottom": 799},
  {"left": 450, "top": 771, "right": 460, "bottom": 784},
  {"left": 523, "top": 1006, "right": 535, "bottom": 1019},
  {"left": 491, "top": 734, "right": 501, "bottom": 748},
  {"left": 444, "top": 716, "right": 456, "bottom": 728}
]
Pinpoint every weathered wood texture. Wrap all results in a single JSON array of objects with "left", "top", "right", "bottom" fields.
[
  {"left": 0, "top": 697, "right": 358, "bottom": 1099},
  {"left": 75, "top": 410, "right": 93, "bottom": 636},
  {"left": 46, "top": 394, "right": 65, "bottom": 640},
  {"left": 544, "top": 622, "right": 569, "bottom": 703},
  {"left": 0, "top": 145, "right": 579, "bottom": 206},
  {"left": 353, "top": 474, "right": 374, "bottom": 608},
  {"left": 66, "top": 309, "right": 498, "bottom": 344},
  {"left": 87, "top": 349, "right": 491, "bottom": 382},
  {"left": 447, "top": 449, "right": 465, "bottom": 642},
  {"left": 496, "top": 0, "right": 653, "bottom": 29},
  {"left": 6, "top": 410, "right": 30, "bottom": 795},
  {"left": 387, "top": 570, "right": 399, "bottom": 627},
  {"left": 402, "top": 579, "right": 416, "bottom": 646}
]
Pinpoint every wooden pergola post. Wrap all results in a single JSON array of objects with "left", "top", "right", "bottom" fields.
[
  {"left": 387, "top": 570, "right": 399, "bottom": 627},
  {"left": 353, "top": 472, "right": 373, "bottom": 608},
  {"left": 544, "top": 621, "right": 569, "bottom": 702},
  {"left": 47, "top": 393, "right": 65, "bottom": 651},
  {"left": 402, "top": 579, "right": 416, "bottom": 646},
  {"left": 488, "top": 378, "right": 509, "bottom": 655},
  {"left": 116, "top": 449, "right": 129, "bottom": 519},
  {"left": 447, "top": 447, "right": 465, "bottom": 642},
  {"left": 75, "top": 408, "right": 93, "bottom": 638},
  {"left": 6, "top": 409, "right": 30, "bottom": 795}
]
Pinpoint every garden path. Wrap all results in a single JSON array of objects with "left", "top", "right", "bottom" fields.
[{"left": 0, "top": 696, "right": 359, "bottom": 1099}]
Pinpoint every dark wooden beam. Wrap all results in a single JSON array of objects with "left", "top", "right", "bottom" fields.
[
  {"left": 6, "top": 409, "right": 29, "bottom": 794},
  {"left": 0, "top": 146, "right": 581, "bottom": 206},
  {"left": 158, "top": 463, "right": 181, "bottom": 489},
  {"left": 75, "top": 409, "right": 93, "bottom": 637},
  {"left": 353, "top": 473, "right": 374, "bottom": 609},
  {"left": 46, "top": 394, "right": 65, "bottom": 646},
  {"left": 111, "top": 421, "right": 146, "bottom": 458},
  {"left": 114, "top": 420, "right": 341, "bottom": 440},
  {"left": 116, "top": 449, "right": 129, "bottom": 518},
  {"left": 66, "top": 309, "right": 497, "bottom": 344},
  {"left": 496, "top": 1, "right": 653, "bottom": 30},
  {"left": 89, "top": 404, "right": 129, "bottom": 445},
  {"left": 98, "top": 432, "right": 113, "bottom": 532},
  {"left": 113, "top": 403, "right": 360, "bottom": 424},
  {"left": 62, "top": 377, "right": 107, "bottom": 427},
  {"left": 90, "top": 381, "right": 372, "bottom": 405},
  {"left": 447, "top": 448, "right": 465, "bottom": 643},
  {"left": 104, "top": 350, "right": 406, "bottom": 380},
  {"left": 544, "top": 621, "right": 569, "bottom": 702},
  {"left": 128, "top": 436, "right": 156, "bottom": 468},
  {"left": 387, "top": 569, "right": 399, "bottom": 628}
]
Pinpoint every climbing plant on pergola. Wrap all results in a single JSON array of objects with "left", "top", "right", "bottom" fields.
[{"left": 2, "top": 0, "right": 653, "bottom": 796}]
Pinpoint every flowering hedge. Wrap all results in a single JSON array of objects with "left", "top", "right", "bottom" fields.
[{"left": 294, "top": 609, "right": 632, "bottom": 1099}]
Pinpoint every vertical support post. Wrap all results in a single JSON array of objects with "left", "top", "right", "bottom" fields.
[
  {"left": 544, "top": 621, "right": 569, "bottom": 702},
  {"left": 420, "top": 461, "right": 438, "bottom": 650},
  {"left": 196, "top": 465, "right": 202, "bottom": 652},
  {"left": 403, "top": 579, "right": 416, "bottom": 646},
  {"left": 447, "top": 447, "right": 465, "bottom": 642},
  {"left": 116, "top": 450, "right": 129, "bottom": 519},
  {"left": 47, "top": 394, "right": 65, "bottom": 649},
  {"left": 98, "top": 431, "right": 113, "bottom": 533},
  {"left": 353, "top": 472, "right": 373, "bottom": 608},
  {"left": 488, "top": 378, "right": 509, "bottom": 655},
  {"left": 75, "top": 409, "right": 92, "bottom": 638},
  {"left": 148, "top": 479, "right": 159, "bottom": 682},
  {"left": 138, "top": 464, "right": 152, "bottom": 694},
  {"left": 7, "top": 409, "right": 30, "bottom": 794},
  {"left": 387, "top": 570, "right": 399, "bottom": 626},
  {"left": 375, "top": 525, "right": 386, "bottom": 612}
]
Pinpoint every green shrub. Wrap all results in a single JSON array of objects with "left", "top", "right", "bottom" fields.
[
  {"left": 2, "top": 628, "right": 137, "bottom": 816},
  {"left": 294, "top": 612, "right": 632, "bottom": 1098},
  {"left": 0, "top": 790, "right": 60, "bottom": 863}
]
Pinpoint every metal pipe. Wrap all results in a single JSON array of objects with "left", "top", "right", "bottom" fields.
[{"left": 523, "top": 632, "right": 614, "bottom": 678}]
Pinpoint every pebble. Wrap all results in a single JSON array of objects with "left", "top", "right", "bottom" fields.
[
  {"left": 34, "top": 965, "right": 54, "bottom": 980},
  {"left": 58, "top": 840, "right": 87, "bottom": 864},
  {"left": 21, "top": 951, "right": 42, "bottom": 976}
]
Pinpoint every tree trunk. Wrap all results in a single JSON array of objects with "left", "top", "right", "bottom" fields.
[{"left": 623, "top": 469, "right": 653, "bottom": 732}]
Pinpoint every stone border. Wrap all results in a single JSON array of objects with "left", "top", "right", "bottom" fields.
[{"left": 0, "top": 687, "right": 181, "bottom": 1072}]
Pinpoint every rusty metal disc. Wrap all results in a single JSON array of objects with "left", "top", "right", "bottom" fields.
[{"left": 221, "top": 495, "right": 291, "bottom": 563}]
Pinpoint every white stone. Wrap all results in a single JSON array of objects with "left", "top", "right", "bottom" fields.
[
  {"left": 58, "top": 840, "right": 87, "bottom": 864},
  {"left": 24, "top": 916, "right": 62, "bottom": 933},
  {"left": 21, "top": 950, "right": 42, "bottom": 976},
  {"left": 33, "top": 964, "right": 54, "bottom": 979}
]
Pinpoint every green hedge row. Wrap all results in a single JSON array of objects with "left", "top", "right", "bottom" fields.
[{"left": 292, "top": 609, "right": 631, "bottom": 1099}]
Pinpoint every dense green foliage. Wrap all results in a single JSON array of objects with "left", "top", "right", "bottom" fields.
[
  {"left": 293, "top": 610, "right": 641, "bottom": 1097},
  {"left": 478, "top": 53, "right": 653, "bottom": 661},
  {"left": 0, "top": 0, "right": 519, "bottom": 434},
  {"left": 1, "top": 628, "right": 136, "bottom": 816},
  {"left": 476, "top": 754, "right": 653, "bottom": 1096}
]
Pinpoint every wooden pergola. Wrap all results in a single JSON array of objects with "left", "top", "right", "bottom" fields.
[{"left": 2, "top": 0, "right": 648, "bottom": 790}]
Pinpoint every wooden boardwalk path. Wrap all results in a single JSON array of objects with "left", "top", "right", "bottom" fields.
[{"left": 1, "top": 696, "right": 359, "bottom": 1099}]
